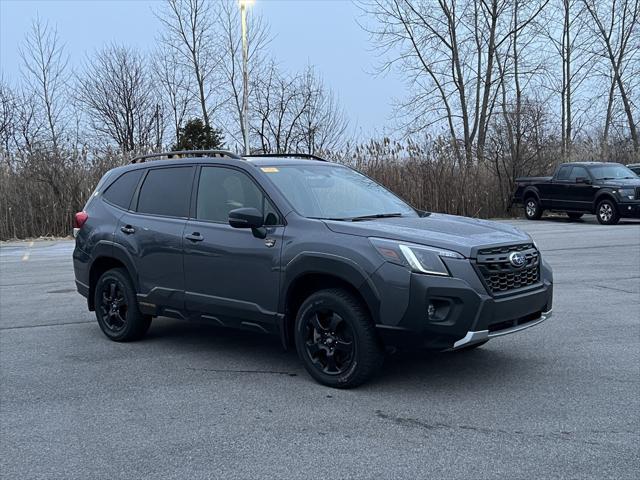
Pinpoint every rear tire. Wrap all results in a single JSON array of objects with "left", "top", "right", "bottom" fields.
[
  {"left": 94, "top": 268, "right": 151, "bottom": 342},
  {"left": 294, "top": 288, "right": 383, "bottom": 388},
  {"left": 596, "top": 199, "right": 620, "bottom": 225},
  {"left": 524, "top": 197, "right": 543, "bottom": 220},
  {"left": 567, "top": 212, "right": 583, "bottom": 220}
]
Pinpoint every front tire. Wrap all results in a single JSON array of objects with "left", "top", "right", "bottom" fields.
[
  {"left": 596, "top": 199, "right": 620, "bottom": 225},
  {"left": 524, "top": 197, "right": 543, "bottom": 220},
  {"left": 294, "top": 288, "right": 383, "bottom": 388},
  {"left": 94, "top": 268, "right": 151, "bottom": 342}
]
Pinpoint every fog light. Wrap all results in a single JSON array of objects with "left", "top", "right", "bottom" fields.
[{"left": 427, "top": 303, "right": 436, "bottom": 318}]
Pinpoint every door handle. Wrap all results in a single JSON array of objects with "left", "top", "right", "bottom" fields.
[
  {"left": 120, "top": 225, "right": 135, "bottom": 234},
  {"left": 185, "top": 232, "right": 204, "bottom": 242}
]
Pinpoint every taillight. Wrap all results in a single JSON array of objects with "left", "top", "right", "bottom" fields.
[{"left": 74, "top": 211, "right": 88, "bottom": 229}]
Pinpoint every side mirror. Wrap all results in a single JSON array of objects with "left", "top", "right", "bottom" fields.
[
  {"left": 228, "top": 207, "right": 264, "bottom": 229},
  {"left": 228, "top": 207, "right": 267, "bottom": 239},
  {"left": 576, "top": 177, "right": 591, "bottom": 185}
]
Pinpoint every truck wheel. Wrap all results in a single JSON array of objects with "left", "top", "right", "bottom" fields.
[
  {"left": 596, "top": 199, "right": 620, "bottom": 225},
  {"left": 567, "top": 212, "right": 583, "bottom": 220},
  {"left": 294, "top": 288, "right": 383, "bottom": 389},
  {"left": 94, "top": 268, "right": 151, "bottom": 342},
  {"left": 524, "top": 197, "right": 543, "bottom": 220}
]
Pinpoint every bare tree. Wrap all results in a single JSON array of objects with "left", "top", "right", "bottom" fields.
[
  {"left": 75, "top": 45, "right": 158, "bottom": 153},
  {"left": 216, "top": 0, "right": 271, "bottom": 147},
  {"left": 19, "top": 18, "right": 68, "bottom": 152},
  {"left": 252, "top": 62, "right": 309, "bottom": 153},
  {"left": 296, "top": 67, "right": 349, "bottom": 154},
  {"left": 152, "top": 49, "right": 195, "bottom": 147},
  {"left": 251, "top": 63, "right": 349, "bottom": 154},
  {"left": 492, "top": 0, "right": 551, "bottom": 204},
  {"left": 156, "top": 0, "right": 222, "bottom": 130},
  {"left": 540, "top": 0, "right": 598, "bottom": 160},
  {"left": 361, "top": 0, "right": 547, "bottom": 165},
  {"left": 0, "top": 79, "right": 18, "bottom": 153},
  {"left": 582, "top": 0, "right": 639, "bottom": 154}
]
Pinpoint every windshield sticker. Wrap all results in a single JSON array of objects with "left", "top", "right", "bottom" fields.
[{"left": 261, "top": 167, "right": 279, "bottom": 173}]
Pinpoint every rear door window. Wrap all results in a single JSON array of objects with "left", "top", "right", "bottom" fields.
[
  {"left": 137, "top": 167, "right": 194, "bottom": 218},
  {"left": 102, "top": 170, "right": 143, "bottom": 209},
  {"left": 568, "top": 166, "right": 589, "bottom": 181},
  {"left": 556, "top": 166, "right": 571, "bottom": 181}
]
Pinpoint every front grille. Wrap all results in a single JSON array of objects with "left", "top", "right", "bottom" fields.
[
  {"left": 474, "top": 243, "right": 540, "bottom": 294},
  {"left": 635, "top": 187, "right": 640, "bottom": 200}
]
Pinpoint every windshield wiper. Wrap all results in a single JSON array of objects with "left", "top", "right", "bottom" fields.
[
  {"left": 309, "top": 213, "right": 405, "bottom": 222},
  {"left": 350, "top": 213, "right": 404, "bottom": 222},
  {"left": 308, "top": 216, "right": 350, "bottom": 221}
]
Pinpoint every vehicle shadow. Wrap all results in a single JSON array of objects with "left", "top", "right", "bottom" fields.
[
  {"left": 373, "top": 347, "right": 539, "bottom": 392},
  {"left": 143, "top": 317, "right": 542, "bottom": 392}
]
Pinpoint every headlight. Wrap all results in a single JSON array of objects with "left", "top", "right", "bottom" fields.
[
  {"left": 369, "top": 238, "right": 464, "bottom": 276},
  {"left": 616, "top": 188, "right": 635, "bottom": 200}
]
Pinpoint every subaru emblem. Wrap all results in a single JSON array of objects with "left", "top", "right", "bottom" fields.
[{"left": 509, "top": 252, "right": 526, "bottom": 268}]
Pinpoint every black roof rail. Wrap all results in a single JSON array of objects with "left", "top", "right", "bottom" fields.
[
  {"left": 243, "top": 153, "right": 327, "bottom": 162},
  {"left": 131, "top": 150, "right": 242, "bottom": 164}
]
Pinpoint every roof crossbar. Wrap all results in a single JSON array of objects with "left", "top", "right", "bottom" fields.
[
  {"left": 131, "top": 150, "right": 242, "bottom": 164},
  {"left": 243, "top": 153, "right": 327, "bottom": 162}
]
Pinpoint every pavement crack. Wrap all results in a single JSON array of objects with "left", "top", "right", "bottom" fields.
[
  {"left": 375, "top": 410, "right": 450, "bottom": 431},
  {"left": 374, "top": 410, "right": 627, "bottom": 447},
  {"left": 0, "top": 320, "right": 93, "bottom": 330},
  {"left": 591, "top": 284, "right": 637, "bottom": 294},
  {"left": 187, "top": 367, "right": 297, "bottom": 377}
]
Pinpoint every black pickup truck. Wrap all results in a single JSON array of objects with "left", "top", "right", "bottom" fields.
[{"left": 512, "top": 162, "right": 640, "bottom": 225}]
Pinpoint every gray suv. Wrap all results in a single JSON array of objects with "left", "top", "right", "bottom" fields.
[{"left": 73, "top": 151, "right": 553, "bottom": 388}]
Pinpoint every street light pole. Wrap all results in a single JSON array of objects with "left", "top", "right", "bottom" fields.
[{"left": 240, "top": 0, "right": 252, "bottom": 155}]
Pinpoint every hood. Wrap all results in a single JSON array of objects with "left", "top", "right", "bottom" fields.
[
  {"left": 323, "top": 213, "right": 531, "bottom": 258},
  {"left": 598, "top": 178, "right": 640, "bottom": 187}
]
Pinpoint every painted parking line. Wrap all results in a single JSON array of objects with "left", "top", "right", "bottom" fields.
[{"left": 21, "top": 241, "right": 34, "bottom": 261}]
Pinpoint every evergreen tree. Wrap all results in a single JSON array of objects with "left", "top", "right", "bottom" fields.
[{"left": 173, "top": 118, "right": 224, "bottom": 150}]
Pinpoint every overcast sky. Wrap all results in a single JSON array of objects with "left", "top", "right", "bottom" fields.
[{"left": 0, "top": 0, "right": 405, "bottom": 137}]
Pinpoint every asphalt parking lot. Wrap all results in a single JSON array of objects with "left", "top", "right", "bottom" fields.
[{"left": 1, "top": 215, "right": 639, "bottom": 479}]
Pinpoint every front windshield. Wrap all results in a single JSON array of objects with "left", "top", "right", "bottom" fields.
[
  {"left": 261, "top": 164, "right": 418, "bottom": 220},
  {"left": 589, "top": 164, "right": 637, "bottom": 180}
]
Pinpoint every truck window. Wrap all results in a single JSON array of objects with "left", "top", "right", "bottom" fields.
[
  {"left": 556, "top": 166, "right": 571, "bottom": 181},
  {"left": 568, "top": 166, "right": 589, "bottom": 181}
]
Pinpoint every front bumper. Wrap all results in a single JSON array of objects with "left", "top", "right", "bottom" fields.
[
  {"left": 372, "top": 257, "right": 554, "bottom": 350},
  {"left": 618, "top": 201, "right": 640, "bottom": 218},
  {"left": 452, "top": 309, "right": 552, "bottom": 349}
]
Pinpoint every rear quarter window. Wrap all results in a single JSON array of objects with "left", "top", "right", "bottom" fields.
[
  {"left": 136, "top": 166, "right": 194, "bottom": 218},
  {"left": 102, "top": 170, "right": 143, "bottom": 210}
]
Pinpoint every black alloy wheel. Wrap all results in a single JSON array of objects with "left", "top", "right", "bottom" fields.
[
  {"left": 99, "top": 278, "right": 128, "bottom": 333},
  {"left": 295, "top": 288, "right": 383, "bottom": 388},
  {"left": 94, "top": 268, "right": 151, "bottom": 342},
  {"left": 304, "top": 309, "right": 355, "bottom": 376}
]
